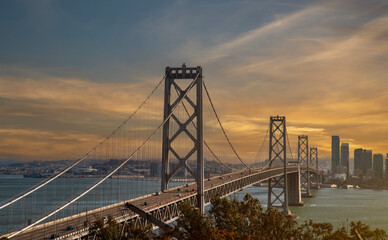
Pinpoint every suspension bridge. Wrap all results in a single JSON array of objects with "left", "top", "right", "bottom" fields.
[{"left": 0, "top": 64, "right": 321, "bottom": 240}]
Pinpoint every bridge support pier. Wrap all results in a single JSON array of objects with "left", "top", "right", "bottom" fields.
[{"left": 287, "top": 171, "right": 304, "bottom": 206}]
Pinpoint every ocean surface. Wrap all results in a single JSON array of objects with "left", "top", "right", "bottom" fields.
[{"left": 1, "top": 175, "right": 388, "bottom": 235}]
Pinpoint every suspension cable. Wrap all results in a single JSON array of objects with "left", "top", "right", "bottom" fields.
[
  {"left": 0, "top": 75, "right": 166, "bottom": 211},
  {"left": 286, "top": 132, "right": 295, "bottom": 162},
  {"left": 202, "top": 81, "right": 252, "bottom": 170},
  {"left": 249, "top": 123, "right": 269, "bottom": 169},
  {"left": 7, "top": 73, "right": 200, "bottom": 239}
]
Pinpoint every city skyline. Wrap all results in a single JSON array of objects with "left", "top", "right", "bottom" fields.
[{"left": 1, "top": 0, "right": 388, "bottom": 162}]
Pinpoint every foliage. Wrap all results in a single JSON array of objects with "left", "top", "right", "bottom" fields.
[
  {"left": 89, "top": 195, "right": 388, "bottom": 240},
  {"left": 89, "top": 215, "right": 154, "bottom": 240},
  {"left": 161, "top": 194, "right": 388, "bottom": 240}
]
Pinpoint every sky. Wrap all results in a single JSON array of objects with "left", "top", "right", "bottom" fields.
[{"left": 0, "top": 0, "right": 387, "bottom": 166}]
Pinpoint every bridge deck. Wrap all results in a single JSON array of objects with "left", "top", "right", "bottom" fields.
[{"left": 7, "top": 166, "right": 315, "bottom": 240}]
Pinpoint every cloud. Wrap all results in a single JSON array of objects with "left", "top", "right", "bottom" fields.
[
  {"left": 196, "top": 5, "right": 322, "bottom": 64},
  {"left": 191, "top": 1, "right": 388, "bottom": 162},
  {"left": 0, "top": 128, "right": 99, "bottom": 160},
  {"left": 1, "top": 0, "right": 388, "bottom": 162}
]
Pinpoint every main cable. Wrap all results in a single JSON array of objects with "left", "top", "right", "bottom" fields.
[
  {"left": 172, "top": 86, "right": 235, "bottom": 171},
  {"left": 286, "top": 132, "right": 295, "bottom": 162},
  {"left": 249, "top": 123, "right": 270, "bottom": 169},
  {"left": 202, "top": 81, "right": 252, "bottom": 170},
  {"left": 0, "top": 75, "right": 166, "bottom": 211},
  {"left": 8, "top": 73, "right": 200, "bottom": 239}
]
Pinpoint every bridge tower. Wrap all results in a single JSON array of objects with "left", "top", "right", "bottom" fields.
[
  {"left": 267, "top": 116, "right": 291, "bottom": 215},
  {"left": 298, "top": 135, "right": 312, "bottom": 197},
  {"left": 161, "top": 64, "right": 205, "bottom": 213},
  {"left": 310, "top": 147, "right": 319, "bottom": 188}
]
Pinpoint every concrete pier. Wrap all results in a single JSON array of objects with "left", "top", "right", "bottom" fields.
[{"left": 287, "top": 171, "right": 304, "bottom": 206}]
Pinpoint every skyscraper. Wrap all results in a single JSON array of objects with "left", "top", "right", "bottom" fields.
[
  {"left": 331, "top": 136, "right": 340, "bottom": 174},
  {"left": 341, "top": 143, "right": 349, "bottom": 177},
  {"left": 354, "top": 148, "right": 363, "bottom": 174},
  {"left": 373, "top": 154, "right": 383, "bottom": 178},
  {"left": 363, "top": 150, "right": 373, "bottom": 176}
]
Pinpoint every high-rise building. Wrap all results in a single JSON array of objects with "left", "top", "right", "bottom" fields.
[
  {"left": 341, "top": 143, "right": 349, "bottom": 177},
  {"left": 331, "top": 136, "right": 340, "bottom": 174},
  {"left": 354, "top": 148, "right": 363, "bottom": 174},
  {"left": 373, "top": 154, "right": 383, "bottom": 178},
  {"left": 363, "top": 150, "right": 373, "bottom": 176}
]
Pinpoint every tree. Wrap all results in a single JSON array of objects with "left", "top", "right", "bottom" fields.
[
  {"left": 89, "top": 215, "right": 154, "bottom": 240},
  {"left": 89, "top": 216, "right": 121, "bottom": 240},
  {"left": 89, "top": 195, "right": 388, "bottom": 240},
  {"left": 172, "top": 201, "right": 232, "bottom": 240},
  {"left": 349, "top": 221, "right": 387, "bottom": 240},
  {"left": 166, "top": 194, "right": 388, "bottom": 240}
]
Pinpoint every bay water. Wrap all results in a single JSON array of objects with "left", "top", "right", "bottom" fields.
[{"left": 1, "top": 175, "right": 388, "bottom": 235}]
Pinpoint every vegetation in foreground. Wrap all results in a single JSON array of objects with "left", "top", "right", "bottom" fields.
[{"left": 89, "top": 194, "right": 387, "bottom": 240}]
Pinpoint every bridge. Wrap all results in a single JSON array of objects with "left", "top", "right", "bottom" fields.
[{"left": 1, "top": 64, "right": 320, "bottom": 240}]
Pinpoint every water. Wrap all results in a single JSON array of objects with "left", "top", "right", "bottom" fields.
[
  {"left": 1, "top": 175, "right": 388, "bottom": 235},
  {"left": 237, "top": 186, "right": 388, "bottom": 232},
  {"left": 0, "top": 175, "right": 186, "bottom": 235}
]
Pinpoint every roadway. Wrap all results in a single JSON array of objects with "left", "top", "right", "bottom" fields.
[{"left": 5, "top": 166, "right": 313, "bottom": 240}]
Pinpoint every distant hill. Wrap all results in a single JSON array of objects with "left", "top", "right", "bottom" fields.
[{"left": 0, "top": 159, "right": 22, "bottom": 166}]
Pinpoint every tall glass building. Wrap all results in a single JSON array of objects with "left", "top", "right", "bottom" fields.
[
  {"left": 341, "top": 143, "right": 349, "bottom": 177},
  {"left": 354, "top": 148, "right": 363, "bottom": 174},
  {"left": 331, "top": 136, "right": 340, "bottom": 174},
  {"left": 373, "top": 154, "right": 383, "bottom": 178},
  {"left": 363, "top": 150, "right": 373, "bottom": 175}
]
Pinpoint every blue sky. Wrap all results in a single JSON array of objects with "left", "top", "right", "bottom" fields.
[
  {"left": 0, "top": 0, "right": 388, "bottom": 162},
  {"left": 0, "top": 0, "right": 314, "bottom": 81}
]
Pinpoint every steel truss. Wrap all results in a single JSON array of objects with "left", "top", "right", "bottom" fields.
[
  {"left": 298, "top": 135, "right": 310, "bottom": 195},
  {"left": 12, "top": 167, "right": 318, "bottom": 240},
  {"left": 161, "top": 64, "right": 205, "bottom": 212},
  {"left": 310, "top": 147, "right": 319, "bottom": 187},
  {"left": 267, "top": 116, "right": 289, "bottom": 213},
  {"left": 125, "top": 167, "right": 305, "bottom": 231}
]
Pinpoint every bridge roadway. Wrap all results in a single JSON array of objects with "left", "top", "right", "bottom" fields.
[{"left": 6, "top": 166, "right": 314, "bottom": 240}]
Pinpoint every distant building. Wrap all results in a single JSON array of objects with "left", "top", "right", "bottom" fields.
[
  {"left": 341, "top": 143, "right": 349, "bottom": 178},
  {"left": 385, "top": 154, "right": 388, "bottom": 179},
  {"left": 354, "top": 148, "right": 364, "bottom": 174},
  {"left": 169, "top": 162, "right": 187, "bottom": 178},
  {"left": 73, "top": 166, "right": 97, "bottom": 174},
  {"left": 149, "top": 162, "right": 161, "bottom": 177},
  {"left": 373, "top": 154, "right": 383, "bottom": 178},
  {"left": 331, "top": 136, "right": 340, "bottom": 174},
  {"left": 363, "top": 150, "right": 373, "bottom": 175}
]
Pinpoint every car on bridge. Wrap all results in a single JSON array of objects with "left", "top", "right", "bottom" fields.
[
  {"left": 50, "top": 233, "right": 60, "bottom": 239},
  {"left": 66, "top": 225, "right": 75, "bottom": 230}
]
